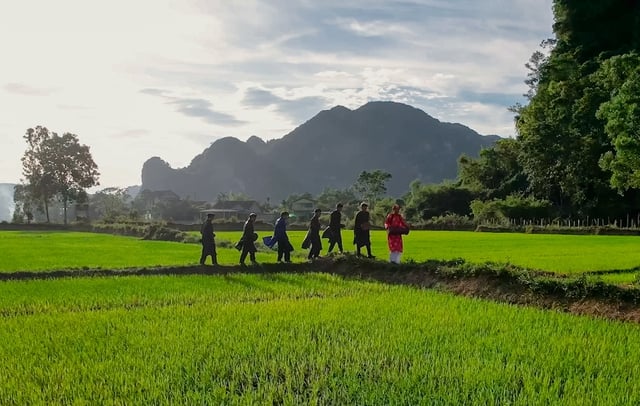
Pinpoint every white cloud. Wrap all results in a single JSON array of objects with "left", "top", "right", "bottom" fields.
[{"left": 0, "top": 0, "right": 554, "bottom": 187}]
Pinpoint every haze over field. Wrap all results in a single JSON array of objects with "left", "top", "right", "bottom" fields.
[{"left": 0, "top": 0, "right": 553, "bottom": 189}]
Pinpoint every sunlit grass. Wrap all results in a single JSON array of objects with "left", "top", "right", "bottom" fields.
[
  {"left": 1, "top": 273, "right": 640, "bottom": 404},
  {"left": 5, "top": 230, "right": 640, "bottom": 274}
]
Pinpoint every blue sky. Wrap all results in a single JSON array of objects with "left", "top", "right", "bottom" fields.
[{"left": 0, "top": 0, "right": 554, "bottom": 188}]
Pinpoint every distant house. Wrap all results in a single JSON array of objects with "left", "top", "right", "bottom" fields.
[
  {"left": 203, "top": 200, "right": 262, "bottom": 220},
  {"left": 291, "top": 198, "right": 316, "bottom": 220}
]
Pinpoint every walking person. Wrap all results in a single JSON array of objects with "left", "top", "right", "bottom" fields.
[
  {"left": 239, "top": 213, "right": 258, "bottom": 266},
  {"left": 327, "top": 203, "right": 344, "bottom": 254},
  {"left": 306, "top": 208, "right": 323, "bottom": 261},
  {"left": 354, "top": 202, "right": 374, "bottom": 258},
  {"left": 269, "top": 211, "right": 293, "bottom": 263},
  {"left": 384, "top": 204, "right": 410, "bottom": 264},
  {"left": 199, "top": 213, "right": 218, "bottom": 265}
]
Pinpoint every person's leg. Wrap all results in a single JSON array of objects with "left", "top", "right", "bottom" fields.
[
  {"left": 328, "top": 240, "right": 335, "bottom": 253},
  {"left": 366, "top": 243, "right": 373, "bottom": 258},
  {"left": 277, "top": 245, "right": 284, "bottom": 262},
  {"left": 249, "top": 246, "right": 257, "bottom": 263},
  {"left": 390, "top": 251, "right": 400, "bottom": 264},
  {"left": 211, "top": 247, "right": 218, "bottom": 265},
  {"left": 337, "top": 235, "right": 343, "bottom": 253},
  {"left": 200, "top": 245, "right": 207, "bottom": 265},
  {"left": 240, "top": 247, "right": 248, "bottom": 264}
]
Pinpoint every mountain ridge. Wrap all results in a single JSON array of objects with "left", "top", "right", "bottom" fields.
[{"left": 141, "top": 101, "right": 501, "bottom": 201}]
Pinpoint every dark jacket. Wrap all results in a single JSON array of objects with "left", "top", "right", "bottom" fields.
[
  {"left": 354, "top": 210, "right": 371, "bottom": 246},
  {"left": 201, "top": 220, "right": 215, "bottom": 244},
  {"left": 240, "top": 219, "right": 257, "bottom": 253},
  {"left": 329, "top": 210, "right": 342, "bottom": 230}
]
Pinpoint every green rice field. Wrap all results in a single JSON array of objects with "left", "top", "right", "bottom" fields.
[
  {"left": 3, "top": 230, "right": 640, "bottom": 275},
  {"left": 3, "top": 230, "right": 640, "bottom": 404},
  {"left": 2, "top": 273, "right": 640, "bottom": 404}
]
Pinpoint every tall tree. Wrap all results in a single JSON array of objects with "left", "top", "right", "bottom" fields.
[
  {"left": 458, "top": 138, "right": 528, "bottom": 200},
  {"left": 515, "top": 0, "right": 640, "bottom": 217},
  {"left": 596, "top": 53, "right": 640, "bottom": 191},
  {"left": 20, "top": 126, "right": 100, "bottom": 223},
  {"left": 352, "top": 170, "right": 392, "bottom": 209}
]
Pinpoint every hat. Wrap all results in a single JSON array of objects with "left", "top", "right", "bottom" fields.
[
  {"left": 360, "top": 202, "right": 368, "bottom": 208},
  {"left": 314, "top": 208, "right": 322, "bottom": 213},
  {"left": 249, "top": 212, "right": 257, "bottom": 218}
]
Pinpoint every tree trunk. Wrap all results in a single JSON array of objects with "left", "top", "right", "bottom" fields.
[
  {"left": 44, "top": 199, "right": 50, "bottom": 223},
  {"left": 63, "top": 198, "right": 68, "bottom": 225}
]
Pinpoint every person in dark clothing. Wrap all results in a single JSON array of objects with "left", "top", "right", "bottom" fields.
[
  {"left": 353, "top": 202, "right": 374, "bottom": 258},
  {"left": 327, "top": 203, "right": 344, "bottom": 254},
  {"left": 268, "top": 211, "right": 293, "bottom": 263},
  {"left": 307, "top": 208, "right": 323, "bottom": 260},
  {"left": 239, "top": 213, "right": 258, "bottom": 265},
  {"left": 200, "top": 213, "right": 218, "bottom": 265}
]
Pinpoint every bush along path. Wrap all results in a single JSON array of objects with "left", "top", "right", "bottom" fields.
[{"left": 2, "top": 255, "right": 640, "bottom": 323}]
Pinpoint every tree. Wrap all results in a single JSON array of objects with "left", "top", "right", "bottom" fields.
[
  {"left": 12, "top": 184, "right": 40, "bottom": 223},
  {"left": 20, "top": 126, "right": 58, "bottom": 222},
  {"left": 513, "top": 0, "right": 640, "bottom": 217},
  {"left": 458, "top": 138, "right": 528, "bottom": 200},
  {"left": 596, "top": 53, "right": 640, "bottom": 191},
  {"left": 404, "top": 181, "right": 477, "bottom": 220},
  {"left": 216, "top": 191, "right": 251, "bottom": 203},
  {"left": 89, "top": 187, "right": 131, "bottom": 221},
  {"left": 352, "top": 170, "right": 392, "bottom": 209},
  {"left": 20, "top": 126, "right": 100, "bottom": 224}
]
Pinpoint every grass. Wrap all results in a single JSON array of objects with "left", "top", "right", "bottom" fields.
[
  {"left": 2, "top": 273, "right": 640, "bottom": 404},
  {"left": 4, "top": 230, "right": 640, "bottom": 275}
]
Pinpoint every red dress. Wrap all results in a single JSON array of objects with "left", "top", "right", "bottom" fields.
[{"left": 384, "top": 213, "right": 408, "bottom": 253}]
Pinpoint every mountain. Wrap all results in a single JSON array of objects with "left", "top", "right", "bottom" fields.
[
  {"left": 141, "top": 101, "right": 501, "bottom": 201},
  {"left": 0, "top": 183, "right": 16, "bottom": 222}
]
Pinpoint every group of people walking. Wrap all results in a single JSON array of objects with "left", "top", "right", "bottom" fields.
[{"left": 199, "top": 202, "right": 409, "bottom": 266}]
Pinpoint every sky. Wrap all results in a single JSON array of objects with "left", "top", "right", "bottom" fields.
[{"left": 0, "top": 0, "right": 554, "bottom": 189}]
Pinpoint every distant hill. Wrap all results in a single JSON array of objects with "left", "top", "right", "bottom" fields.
[
  {"left": 141, "top": 101, "right": 500, "bottom": 201},
  {"left": 0, "top": 183, "right": 16, "bottom": 222}
]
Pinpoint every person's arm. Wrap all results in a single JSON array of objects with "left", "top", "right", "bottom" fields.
[{"left": 384, "top": 214, "right": 392, "bottom": 230}]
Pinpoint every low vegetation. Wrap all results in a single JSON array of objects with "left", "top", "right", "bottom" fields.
[{"left": 1, "top": 273, "right": 640, "bottom": 404}]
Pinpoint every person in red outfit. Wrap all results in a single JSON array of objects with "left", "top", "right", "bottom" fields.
[{"left": 384, "top": 204, "right": 409, "bottom": 264}]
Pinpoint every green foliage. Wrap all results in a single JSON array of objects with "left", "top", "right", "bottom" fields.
[
  {"left": 131, "top": 190, "right": 200, "bottom": 222},
  {"left": 471, "top": 195, "right": 553, "bottom": 224},
  {"left": 404, "top": 180, "right": 477, "bottom": 221},
  {"left": 19, "top": 126, "right": 100, "bottom": 224},
  {"left": 142, "top": 224, "right": 187, "bottom": 242},
  {"left": 596, "top": 53, "right": 640, "bottom": 191},
  {"left": 316, "top": 187, "right": 358, "bottom": 214},
  {"left": 458, "top": 138, "right": 528, "bottom": 199},
  {"left": 352, "top": 170, "right": 392, "bottom": 208},
  {"left": 421, "top": 214, "right": 476, "bottom": 230},
  {"left": 89, "top": 187, "right": 132, "bottom": 221},
  {"left": 513, "top": 1, "right": 640, "bottom": 218}
]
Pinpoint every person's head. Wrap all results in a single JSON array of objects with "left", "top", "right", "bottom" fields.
[
  {"left": 280, "top": 211, "right": 289, "bottom": 219},
  {"left": 249, "top": 213, "right": 257, "bottom": 221},
  {"left": 392, "top": 204, "right": 401, "bottom": 214},
  {"left": 360, "top": 202, "right": 369, "bottom": 211},
  {"left": 314, "top": 208, "right": 322, "bottom": 216},
  {"left": 336, "top": 203, "right": 343, "bottom": 211},
  {"left": 206, "top": 213, "right": 215, "bottom": 221}
]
